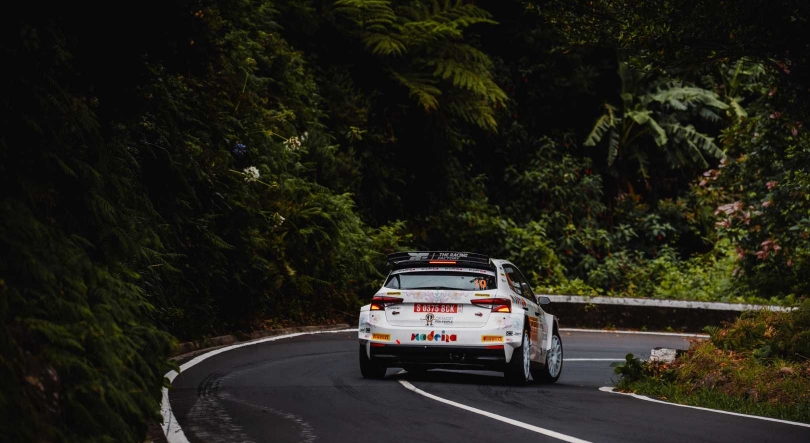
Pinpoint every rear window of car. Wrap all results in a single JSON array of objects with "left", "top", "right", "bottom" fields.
[{"left": 384, "top": 271, "right": 497, "bottom": 291}]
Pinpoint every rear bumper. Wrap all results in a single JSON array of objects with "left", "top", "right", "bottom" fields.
[{"left": 367, "top": 343, "right": 506, "bottom": 370}]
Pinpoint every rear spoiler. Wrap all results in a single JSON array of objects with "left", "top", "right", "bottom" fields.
[{"left": 387, "top": 251, "right": 493, "bottom": 270}]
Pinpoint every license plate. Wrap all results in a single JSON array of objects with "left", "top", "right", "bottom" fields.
[{"left": 414, "top": 303, "right": 460, "bottom": 313}]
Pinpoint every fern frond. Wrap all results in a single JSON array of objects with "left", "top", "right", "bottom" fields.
[
  {"left": 390, "top": 71, "right": 442, "bottom": 110},
  {"left": 335, "top": 0, "right": 396, "bottom": 27},
  {"left": 445, "top": 98, "right": 499, "bottom": 131},
  {"left": 363, "top": 33, "right": 407, "bottom": 55}
]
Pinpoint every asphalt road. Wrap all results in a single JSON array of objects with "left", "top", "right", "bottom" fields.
[{"left": 168, "top": 330, "right": 810, "bottom": 443}]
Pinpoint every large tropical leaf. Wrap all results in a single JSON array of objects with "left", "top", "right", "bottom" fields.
[
  {"left": 649, "top": 85, "right": 729, "bottom": 111},
  {"left": 662, "top": 123, "right": 725, "bottom": 166},
  {"left": 607, "top": 129, "right": 620, "bottom": 166},
  {"left": 584, "top": 104, "right": 618, "bottom": 146}
]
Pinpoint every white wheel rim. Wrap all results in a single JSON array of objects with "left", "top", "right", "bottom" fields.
[
  {"left": 522, "top": 332, "right": 530, "bottom": 380},
  {"left": 548, "top": 335, "right": 562, "bottom": 377}
]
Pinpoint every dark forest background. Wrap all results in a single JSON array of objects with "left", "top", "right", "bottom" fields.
[{"left": 2, "top": 1, "right": 809, "bottom": 441}]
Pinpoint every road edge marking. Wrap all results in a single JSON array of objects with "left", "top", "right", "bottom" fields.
[
  {"left": 565, "top": 358, "right": 625, "bottom": 362},
  {"left": 598, "top": 386, "right": 810, "bottom": 428},
  {"left": 398, "top": 379, "right": 591, "bottom": 443},
  {"left": 161, "top": 328, "right": 356, "bottom": 443},
  {"left": 561, "top": 328, "right": 709, "bottom": 338}
]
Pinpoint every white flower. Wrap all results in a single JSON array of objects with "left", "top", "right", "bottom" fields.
[
  {"left": 273, "top": 212, "right": 286, "bottom": 227},
  {"left": 243, "top": 166, "right": 260, "bottom": 182},
  {"left": 283, "top": 136, "right": 302, "bottom": 151}
]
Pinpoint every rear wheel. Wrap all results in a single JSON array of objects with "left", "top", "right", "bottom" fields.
[
  {"left": 504, "top": 329, "right": 531, "bottom": 386},
  {"left": 531, "top": 329, "right": 563, "bottom": 384},
  {"left": 359, "top": 343, "right": 386, "bottom": 379}
]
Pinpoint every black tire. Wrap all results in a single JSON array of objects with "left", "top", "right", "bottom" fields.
[
  {"left": 504, "top": 329, "right": 531, "bottom": 386},
  {"left": 531, "top": 329, "right": 563, "bottom": 384},
  {"left": 359, "top": 343, "right": 386, "bottom": 379}
]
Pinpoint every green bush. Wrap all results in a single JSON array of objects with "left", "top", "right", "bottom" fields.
[
  {"left": 0, "top": 205, "right": 174, "bottom": 442},
  {"left": 615, "top": 302, "right": 810, "bottom": 423},
  {"left": 706, "top": 300, "right": 810, "bottom": 360}
]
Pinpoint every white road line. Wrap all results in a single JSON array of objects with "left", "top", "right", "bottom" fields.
[
  {"left": 561, "top": 328, "right": 709, "bottom": 338},
  {"left": 599, "top": 387, "right": 810, "bottom": 428},
  {"left": 399, "top": 379, "right": 591, "bottom": 443},
  {"left": 161, "top": 328, "right": 356, "bottom": 443},
  {"left": 565, "top": 358, "right": 625, "bottom": 361}
]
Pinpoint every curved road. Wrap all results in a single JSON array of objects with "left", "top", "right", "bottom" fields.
[{"left": 167, "top": 330, "right": 809, "bottom": 443}]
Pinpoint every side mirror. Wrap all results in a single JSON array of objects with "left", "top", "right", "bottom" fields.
[{"left": 536, "top": 295, "right": 551, "bottom": 305}]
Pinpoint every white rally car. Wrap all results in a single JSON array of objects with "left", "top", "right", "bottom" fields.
[{"left": 358, "top": 251, "right": 562, "bottom": 385}]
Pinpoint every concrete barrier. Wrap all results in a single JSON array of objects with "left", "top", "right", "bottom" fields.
[{"left": 541, "top": 295, "right": 790, "bottom": 333}]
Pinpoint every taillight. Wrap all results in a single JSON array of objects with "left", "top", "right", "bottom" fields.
[
  {"left": 429, "top": 260, "right": 456, "bottom": 264},
  {"left": 470, "top": 297, "right": 511, "bottom": 313},
  {"left": 370, "top": 295, "right": 403, "bottom": 310}
]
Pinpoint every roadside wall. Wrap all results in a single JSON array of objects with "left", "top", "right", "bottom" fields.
[{"left": 541, "top": 295, "right": 792, "bottom": 333}]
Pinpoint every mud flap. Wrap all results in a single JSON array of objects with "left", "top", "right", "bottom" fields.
[{"left": 544, "top": 313, "right": 555, "bottom": 351}]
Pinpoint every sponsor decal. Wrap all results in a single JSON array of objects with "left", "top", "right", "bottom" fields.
[
  {"left": 505, "top": 331, "right": 514, "bottom": 336},
  {"left": 423, "top": 313, "right": 435, "bottom": 326},
  {"left": 433, "top": 316, "right": 454, "bottom": 325},
  {"left": 474, "top": 293, "right": 490, "bottom": 297},
  {"left": 408, "top": 252, "right": 430, "bottom": 261},
  {"left": 420, "top": 313, "right": 454, "bottom": 326},
  {"left": 528, "top": 317, "right": 539, "bottom": 331},
  {"left": 437, "top": 252, "right": 469, "bottom": 259},
  {"left": 481, "top": 335, "right": 504, "bottom": 343},
  {"left": 496, "top": 315, "right": 517, "bottom": 329},
  {"left": 411, "top": 331, "right": 457, "bottom": 342},
  {"left": 372, "top": 333, "right": 391, "bottom": 341},
  {"left": 387, "top": 291, "right": 401, "bottom": 296}
]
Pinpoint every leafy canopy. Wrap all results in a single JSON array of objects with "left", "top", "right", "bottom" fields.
[{"left": 335, "top": 0, "right": 508, "bottom": 130}]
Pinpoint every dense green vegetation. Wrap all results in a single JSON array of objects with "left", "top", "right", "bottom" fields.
[
  {"left": 614, "top": 301, "right": 810, "bottom": 423},
  {"left": 2, "top": 0, "right": 809, "bottom": 441}
]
